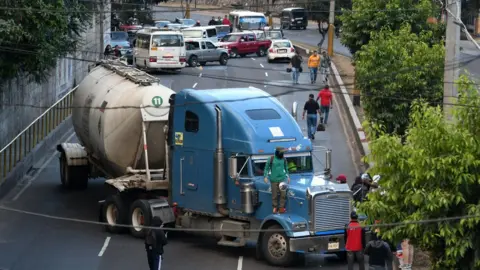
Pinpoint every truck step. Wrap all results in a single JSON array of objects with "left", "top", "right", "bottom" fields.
[{"left": 217, "top": 237, "right": 246, "bottom": 247}]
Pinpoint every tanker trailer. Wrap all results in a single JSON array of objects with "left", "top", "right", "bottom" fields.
[{"left": 56, "top": 60, "right": 177, "bottom": 236}]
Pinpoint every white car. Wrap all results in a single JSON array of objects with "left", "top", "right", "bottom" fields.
[{"left": 267, "top": 39, "right": 295, "bottom": 63}]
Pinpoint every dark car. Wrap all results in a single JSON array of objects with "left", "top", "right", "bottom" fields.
[{"left": 280, "top": 7, "right": 308, "bottom": 30}]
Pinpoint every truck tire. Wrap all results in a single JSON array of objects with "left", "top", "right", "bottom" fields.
[
  {"left": 102, "top": 194, "right": 128, "bottom": 234},
  {"left": 129, "top": 199, "right": 153, "bottom": 238},
  {"left": 256, "top": 47, "right": 266, "bottom": 57},
  {"left": 59, "top": 152, "right": 88, "bottom": 190},
  {"left": 219, "top": 53, "right": 228, "bottom": 65},
  {"left": 262, "top": 224, "right": 296, "bottom": 266},
  {"left": 188, "top": 55, "right": 198, "bottom": 67},
  {"left": 230, "top": 48, "right": 239, "bottom": 58}
]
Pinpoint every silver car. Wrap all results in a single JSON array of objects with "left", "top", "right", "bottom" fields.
[{"left": 185, "top": 39, "right": 229, "bottom": 66}]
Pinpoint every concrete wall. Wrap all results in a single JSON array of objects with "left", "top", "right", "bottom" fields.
[{"left": 0, "top": 1, "right": 111, "bottom": 149}]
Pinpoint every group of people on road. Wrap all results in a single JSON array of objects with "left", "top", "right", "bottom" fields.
[
  {"left": 301, "top": 85, "right": 333, "bottom": 140},
  {"left": 103, "top": 44, "right": 122, "bottom": 59},
  {"left": 288, "top": 50, "right": 331, "bottom": 85}
]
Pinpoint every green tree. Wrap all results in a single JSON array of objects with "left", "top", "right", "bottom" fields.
[
  {"left": 112, "top": 0, "right": 154, "bottom": 26},
  {"left": 361, "top": 75, "right": 480, "bottom": 269},
  {"left": 339, "top": 0, "right": 443, "bottom": 55},
  {"left": 0, "top": 0, "right": 92, "bottom": 82},
  {"left": 355, "top": 25, "right": 444, "bottom": 135}
]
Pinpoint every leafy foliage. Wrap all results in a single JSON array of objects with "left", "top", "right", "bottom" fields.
[
  {"left": 0, "top": 0, "right": 92, "bottom": 83},
  {"left": 339, "top": 0, "right": 444, "bottom": 55},
  {"left": 112, "top": 0, "right": 154, "bottom": 27},
  {"left": 303, "top": 0, "right": 351, "bottom": 24},
  {"left": 355, "top": 25, "right": 444, "bottom": 135},
  {"left": 361, "top": 75, "right": 480, "bottom": 269}
]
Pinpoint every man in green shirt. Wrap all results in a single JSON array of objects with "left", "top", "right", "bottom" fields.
[{"left": 264, "top": 147, "right": 291, "bottom": 214}]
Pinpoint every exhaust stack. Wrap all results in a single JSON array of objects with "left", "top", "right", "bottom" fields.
[{"left": 214, "top": 105, "right": 228, "bottom": 215}]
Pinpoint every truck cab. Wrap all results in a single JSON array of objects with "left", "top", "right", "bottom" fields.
[{"left": 169, "top": 88, "right": 352, "bottom": 266}]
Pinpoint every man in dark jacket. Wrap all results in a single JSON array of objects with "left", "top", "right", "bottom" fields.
[
  {"left": 208, "top": 16, "right": 217, "bottom": 26},
  {"left": 145, "top": 217, "right": 168, "bottom": 270},
  {"left": 290, "top": 52, "right": 302, "bottom": 84},
  {"left": 364, "top": 232, "right": 393, "bottom": 270},
  {"left": 345, "top": 211, "right": 366, "bottom": 270}
]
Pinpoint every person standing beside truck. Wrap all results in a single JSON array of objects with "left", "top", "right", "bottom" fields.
[
  {"left": 345, "top": 211, "right": 366, "bottom": 270},
  {"left": 145, "top": 217, "right": 168, "bottom": 270},
  {"left": 364, "top": 232, "right": 393, "bottom": 270},
  {"left": 263, "top": 147, "right": 290, "bottom": 214},
  {"left": 308, "top": 50, "right": 320, "bottom": 84}
]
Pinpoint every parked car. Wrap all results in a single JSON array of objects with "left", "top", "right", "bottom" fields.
[
  {"left": 218, "top": 32, "right": 271, "bottom": 58},
  {"left": 178, "top": 18, "right": 196, "bottom": 28},
  {"left": 119, "top": 18, "right": 143, "bottom": 31},
  {"left": 185, "top": 39, "right": 229, "bottom": 66},
  {"left": 155, "top": 20, "right": 170, "bottom": 28},
  {"left": 267, "top": 39, "right": 295, "bottom": 63},
  {"left": 110, "top": 32, "right": 133, "bottom": 64},
  {"left": 167, "top": 23, "right": 188, "bottom": 30}
]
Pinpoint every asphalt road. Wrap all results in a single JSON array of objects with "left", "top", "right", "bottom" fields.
[{"left": 0, "top": 16, "right": 364, "bottom": 270}]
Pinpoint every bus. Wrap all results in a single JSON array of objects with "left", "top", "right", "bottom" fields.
[
  {"left": 134, "top": 28, "right": 187, "bottom": 71},
  {"left": 228, "top": 11, "right": 267, "bottom": 32}
]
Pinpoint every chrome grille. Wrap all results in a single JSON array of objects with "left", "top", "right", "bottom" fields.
[{"left": 313, "top": 193, "right": 351, "bottom": 232}]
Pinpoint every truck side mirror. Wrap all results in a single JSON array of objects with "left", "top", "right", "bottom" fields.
[
  {"left": 291, "top": 101, "right": 298, "bottom": 120},
  {"left": 228, "top": 156, "right": 238, "bottom": 180}
]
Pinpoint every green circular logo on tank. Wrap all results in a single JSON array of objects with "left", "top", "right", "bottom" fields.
[{"left": 152, "top": 96, "right": 163, "bottom": 107}]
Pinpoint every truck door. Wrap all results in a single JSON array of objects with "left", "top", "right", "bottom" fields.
[
  {"left": 246, "top": 34, "right": 256, "bottom": 53},
  {"left": 238, "top": 35, "right": 248, "bottom": 54},
  {"left": 227, "top": 155, "right": 250, "bottom": 210},
  {"left": 181, "top": 151, "right": 198, "bottom": 196}
]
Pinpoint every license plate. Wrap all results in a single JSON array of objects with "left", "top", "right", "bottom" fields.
[
  {"left": 278, "top": 49, "right": 287, "bottom": 53},
  {"left": 328, "top": 242, "right": 339, "bottom": 250}
]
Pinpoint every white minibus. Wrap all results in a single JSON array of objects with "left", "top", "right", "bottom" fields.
[{"left": 134, "top": 28, "right": 187, "bottom": 70}]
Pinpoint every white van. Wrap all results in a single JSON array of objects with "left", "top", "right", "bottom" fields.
[
  {"left": 182, "top": 26, "right": 218, "bottom": 43},
  {"left": 134, "top": 28, "right": 187, "bottom": 70}
]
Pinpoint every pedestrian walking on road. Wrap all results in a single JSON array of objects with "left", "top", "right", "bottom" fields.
[
  {"left": 316, "top": 85, "right": 333, "bottom": 125},
  {"left": 320, "top": 51, "right": 331, "bottom": 84},
  {"left": 345, "top": 211, "right": 366, "bottom": 270},
  {"left": 317, "top": 20, "right": 329, "bottom": 48},
  {"left": 302, "top": 94, "right": 321, "bottom": 140},
  {"left": 290, "top": 52, "right": 302, "bottom": 84},
  {"left": 308, "top": 50, "right": 320, "bottom": 84},
  {"left": 263, "top": 147, "right": 290, "bottom": 214},
  {"left": 364, "top": 232, "right": 393, "bottom": 270},
  {"left": 145, "top": 217, "right": 168, "bottom": 270}
]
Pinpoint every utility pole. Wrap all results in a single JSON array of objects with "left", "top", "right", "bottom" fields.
[
  {"left": 327, "top": 0, "right": 335, "bottom": 56},
  {"left": 267, "top": 0, "right": 273, "bottom": 26},
  {"left": 99, "top": 0, "right": 105, "bottom": 60},
  {"left": 443, "top": 0, "right": 461, "bottom": 120}
]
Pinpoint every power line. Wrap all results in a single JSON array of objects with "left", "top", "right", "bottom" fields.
[
  {"left": 0, "top": 45, "right": 478, "bottom": 110},
  {"left": 0, "top": 204, "right": 478, "bottom": 232}
]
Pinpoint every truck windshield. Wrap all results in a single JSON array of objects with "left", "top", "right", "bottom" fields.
[
  {"left": 252, "top": 154, "right": 313, "bottom": 176},
  {"left": 291, "top": 9, "right": 306, "bottom": 18},
  {"left": 221, "top": 35, "right": 239, "bottom": 42},
  {"left": 152, "top": 35, "right": 183, "bottom": 47}
]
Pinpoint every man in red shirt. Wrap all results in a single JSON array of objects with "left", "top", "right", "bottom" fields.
[
  {"left": 344, "top": 211, "right": 366, "bottom": 270},
  {"left": 316, "top": 85, "right": 333, "bottom": 124},
  {"left": 222, "top": 15, "right": 232, "bottom": 31}
]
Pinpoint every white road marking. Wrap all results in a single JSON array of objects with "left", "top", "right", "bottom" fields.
[
  {"left": 265, "top": 72, "right": 268, "bottom": 77},
  {"left": 237, "top": 256, "right": 243, "bottom": 270},
  {"left": 192, "top": 82, "right": 198, "bottom": 88},
  {"left": 199, "top": 73, "right": 202, "bottom": 78},
  {"left": 251, "top": 57, "right": 256, "bottom": 61},
  {"left": 98, "top": 237, "right": 111, "bottom": 257},
  {"left": 260, "top": 63, "right": 264, "bottom": 68},
  {"left": 12, "top": 131, "right": 76, "bottom": 201}
]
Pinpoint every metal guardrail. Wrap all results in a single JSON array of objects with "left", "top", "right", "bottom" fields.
[{"left": 0, "top": 86, "right": 78, "bottom": 183}]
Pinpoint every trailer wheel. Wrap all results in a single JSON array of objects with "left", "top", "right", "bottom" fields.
[
  {"left": 261, "top": 224, "right": 296, "bottom": 266},
  {"left": 102, "top": 194, "right": 128, "bottom": 234},
  {"left": 59, "top": 152, "right": 88, "bottom": 190},
  {"left": 129, "top": 199, "right": 153, "bottom": 238}
]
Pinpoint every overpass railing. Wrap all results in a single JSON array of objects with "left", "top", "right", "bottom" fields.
[{"left": 0, "top": 86, "right": 78, "bottom": 184}]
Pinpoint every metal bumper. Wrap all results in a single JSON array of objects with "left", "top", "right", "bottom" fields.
[{"left": 289, "top": 233, "right": 345, "bottom": 253}]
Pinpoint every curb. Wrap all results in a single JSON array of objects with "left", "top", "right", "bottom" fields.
[{"left": 292, "top": 42, "right": 371, "bottom": 168}]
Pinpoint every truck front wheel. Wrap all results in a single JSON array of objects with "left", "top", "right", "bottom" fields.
[
  {"left": 261, "top": 224, "right": 296, "bottom": 266},
  {"left": 59, "top": 152, "right": 88, "bottom": 189},
  {"left": 129, "top": 199, "right": 153, "bottom": 238}
]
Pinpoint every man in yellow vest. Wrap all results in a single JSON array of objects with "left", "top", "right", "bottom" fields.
[{"left": 308, "top": 50, "right": 321, "bottom": 84}]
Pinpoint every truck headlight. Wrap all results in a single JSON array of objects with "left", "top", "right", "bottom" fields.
[{"left": 292, "top": 222, "right": 307, "bottom": 231}]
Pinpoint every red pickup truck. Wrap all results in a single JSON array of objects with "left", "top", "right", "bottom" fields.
[{"left": 217, "top": 32, "right": 272, "bottom": 58}]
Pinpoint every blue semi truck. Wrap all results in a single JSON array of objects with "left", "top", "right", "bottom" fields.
[{"left": 57, "top": 61, "right": 352, "bottom": 266}]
